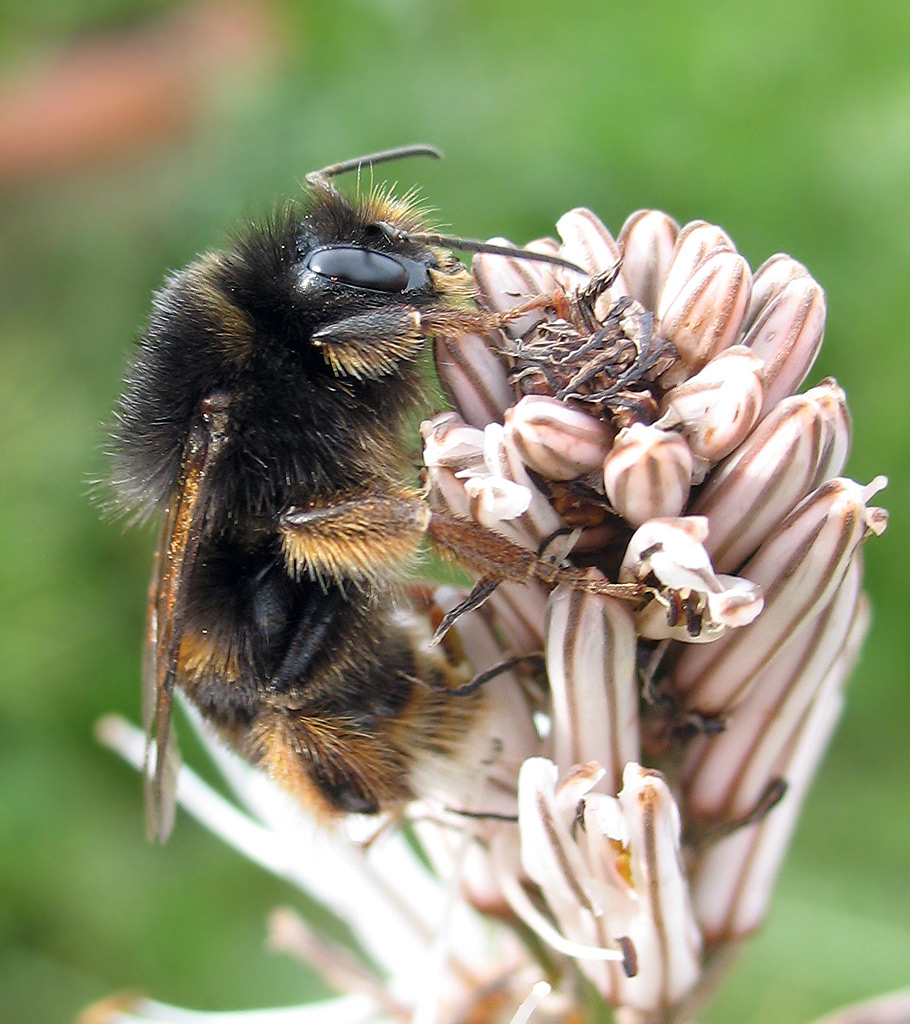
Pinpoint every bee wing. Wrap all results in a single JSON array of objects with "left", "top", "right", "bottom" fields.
[{"left": 144, "top": 411, "right": 227, "bottom": 842}]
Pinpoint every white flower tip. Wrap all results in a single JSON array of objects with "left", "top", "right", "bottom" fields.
[
  {"left": 95, "top": 713, "right": 128, "bottom": 749},
  {"left": 864, "top": 474, "right": 888, "bottom": 502},
  {"left": 707, "top": 576, "right": 764, "bottom": 627},
  {"left": 464, "top": 475, "right": 533, "bottom": 520},
  {"left": 556, "top": 761, "right": 607, "bottom": 804},
  {"left": 860, "top": 476, "right": 889, "bottom": 536}
]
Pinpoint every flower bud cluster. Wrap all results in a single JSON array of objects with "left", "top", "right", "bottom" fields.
[
  {"left": 423, "top": 205, "right": 887, "bottom": 1019},
  {"left": 91, "top": 206, "right": 889, "bottom": 1024}
]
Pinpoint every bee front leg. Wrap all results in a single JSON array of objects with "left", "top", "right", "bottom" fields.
[{"left": 311, "top": 304, "right": 546, "bottom": 380}]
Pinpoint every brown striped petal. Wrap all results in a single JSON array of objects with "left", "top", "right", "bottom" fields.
[
  {"left": 657, "top": 345, "right": 765, "bottom": 464},
  {"left": 603, "top": 424, "right": 693, "bottom": 527},
  {"left": 688, "top": 596, "right": 869, "bottom": 942},
  {"left": 682, "top": 558, "right": 862, "bottom": 823},
  {"left": 618, "top": 209, "right": 680, "bottom": 312},
  {"left": 692, "top": 380, "right": 852, "bottom": 574},
  {"left": 657, "top": 250, "right": 753, "bottom": 383},
  {"left": 434, "top": 333, "right": 514, "bottom": 428},
  {"left": 657, "top": 220, "right": 736, "bottom": 319},
  {"left": 742, "top": 265, "right": 827, "bottom": 413},
  {"left": 545, "top": 580, "right": 639, "bottom": 792},
  {"left": 674, "top": 476, "right": 887, "bottom": 714},
  {"left": 505, "top": 394, "right": 614, "bottom": 481}
]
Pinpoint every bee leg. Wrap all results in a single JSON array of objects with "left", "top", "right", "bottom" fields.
[
  {"left": 425, "top": 507, "right": 644, "bottom": 604},
  {"left": 311, "top": 303, "right": 548, "bottom": 379},
  {"left": 279, "top": 489, "right": 430, "bottom": 589},
  {"left": 430, "top": 577, "right": 501, "bottom": 644},
  {"left": 446, "top": 653, "right": 545, "bottom": 697},
  {"left": 311, "top": 309, "right": 427, "bottom": 379},
  {"left": 280, "top": 491, "right": 643, "bottom": 606}
]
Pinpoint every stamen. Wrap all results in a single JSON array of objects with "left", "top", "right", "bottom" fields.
[{"left": 507, "top": 981, "right": 552, "bottom": 1024}]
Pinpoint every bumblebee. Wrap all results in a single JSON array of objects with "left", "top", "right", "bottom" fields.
[{"left": 111, "top": 145, "right": 633, "bottom": 840}]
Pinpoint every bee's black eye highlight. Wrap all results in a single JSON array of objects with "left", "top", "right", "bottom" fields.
[{"left": 306, "top": 246, "right": 415, "bottom": 293}]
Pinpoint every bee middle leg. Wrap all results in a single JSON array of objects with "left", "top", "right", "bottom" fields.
[{"left": 279, "top": 490, "right": 642, "bottom": 622}]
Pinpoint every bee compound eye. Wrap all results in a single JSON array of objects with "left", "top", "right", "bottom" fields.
[{"left": 306, "top": 246, "right": 411, "bottom": 293}]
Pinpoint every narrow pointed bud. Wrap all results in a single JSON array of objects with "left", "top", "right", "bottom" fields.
[
  {"left": 657, "top": 250, "right": 753, "bottom": 383},
  {"left": 742, "top": 260, "right": 827, "bottom": 412},
  {"left": 691, "top": 380, "right": 853, "bottom": 573},
  {"left": 604, "top": 423, "right": 693, "bottom": 527},
  {"left": 656, "top": 346, "right": 765, "bottom": 464},
  {"left": 545, "top": 579, "right": 639, "bottom": 792},
  {"left": 619, "top": 517, "right": 763, "bottom": 643},
  {"left": 683, "top": 558, "right": 862, "bottom": 823},
  {"left": 434, "top": 333, "right": 515, "bottom": 428},
  {"left": 505, "top": 394, "right": 614, "bottom": 481},
  {"left": 617, "top": 209, "right": 680, "bottom": 311},
  {"left": 615, "top": 765, "right": 703, "bottom": 1012},
  {"left": 656, "top": 220, "right": 736, "bottom": 319},
  {"left": 743, "top": 253, "right": 812, "bottom": 328},
  {"left": 472, "top": 238, "right": 552, "bottom": 338},
  {"left": 689, "top": 596, "right": 870, "bottom": 943},
  {"left": 674, "top": 476, "right": 887, "bottom": 714},
  {"left": 814, "top": 379, "right": 853, "bottom": 484},
  {"left": 555, "top": 208, "right": 628, "bottom": 311}
]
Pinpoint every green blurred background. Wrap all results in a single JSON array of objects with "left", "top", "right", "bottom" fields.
[{"left": 1, "top": 1, "right": 907, "bottom": 1022}]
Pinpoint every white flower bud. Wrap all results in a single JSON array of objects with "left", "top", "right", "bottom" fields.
[
  {"left": 555, "top": 208, "right": 628, "bottom": 314},
  {"left": 421, "top": 412, "right": 485, "bottom": 474},
  {"left": 617, "top": 209, "right": 680, "bottom": 311},
  {"left": 743, "top": 253, "right": 812, "bottom": 330},
  {"left": 742, "top": 259, "right": 826, "bottom": 413},
  {"left": 657, "top": 220, "right": 736, "bottom": 318},
  {"left": 464, "top": 475, "right": 533, "bottom": 524},
  {"left": 604, "top": 423, "right": 693, "bottom": 527},
  {"left": 657, "top": 250, "right": 753, "bottom": 382},
  {"left": 505, "top": 394, "right": 613, "bottom": 480},
  {"left": 691, "top": 380, "right": 853, "bottom": 573},
  {"left": 656, "top": 345, "right": 765, "bottom": 463},
  {"left": 674, "top": 476, "right": 887, "bottom": 714}
]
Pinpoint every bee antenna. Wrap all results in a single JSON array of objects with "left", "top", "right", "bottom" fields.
[
  {"left": 383, "top": 226, "right": 589, "bottom": 276},
  {"left": 307, "top": 144, "right": 443, "bottom": 185}
]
